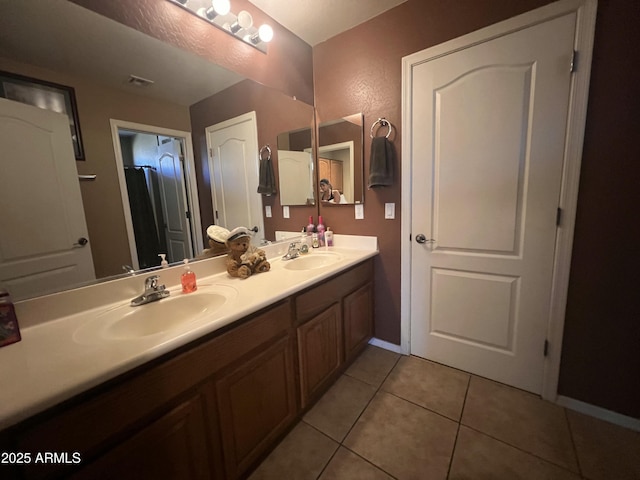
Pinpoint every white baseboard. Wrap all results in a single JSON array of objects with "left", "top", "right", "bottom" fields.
[
  {"left": 557, "top": 395, "right": 640, "bottom": 432},
  {"left": 368, "top": 337, "right": 405, "bottom": 354}
]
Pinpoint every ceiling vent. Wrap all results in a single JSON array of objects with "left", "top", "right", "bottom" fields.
[{"left": 127, "top": 75, "right": 155, "bottom": 87}]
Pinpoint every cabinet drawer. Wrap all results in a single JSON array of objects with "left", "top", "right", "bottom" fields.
[{"left": 295, "top": 259, "right": 373, "bottom": 323}]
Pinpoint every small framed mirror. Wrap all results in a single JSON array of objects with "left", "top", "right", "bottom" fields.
[{"left": 317, "top": 113, "right": 364, "bottom": 204}]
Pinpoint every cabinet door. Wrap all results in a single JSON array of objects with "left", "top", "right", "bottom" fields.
[
  {"left": 297, "top": 303, "right": 343, "bottom": 408},
  {"left": 216, "top": 335, "right": 297, "bottom": 479},
  {"left": 71, "top": 395, "right": 211, "bottom": 480},
  {"left": 344, "top": 283, "right": 373, "bottom": 363}
]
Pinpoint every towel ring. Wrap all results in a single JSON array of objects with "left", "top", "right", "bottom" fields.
[
  {"left": 259, "top": 145, "right": 271, "bottom": 161},
  {"left": 370, "top": 118, "right": 393, "bottom": 139}
]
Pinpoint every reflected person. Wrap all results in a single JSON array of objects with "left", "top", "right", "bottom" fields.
[{"left": 319, "top": 178, "right": 340, "bottom": 203}]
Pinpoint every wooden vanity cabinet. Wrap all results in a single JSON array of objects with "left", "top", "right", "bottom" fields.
[
  {"left": 295, "top": 259, "right": 374, "bottom": 408},
  {"left": 2, "top": 258, "right": 374, "bottom": 480}
]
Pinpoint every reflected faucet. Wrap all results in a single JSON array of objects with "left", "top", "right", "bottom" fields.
[
  {"left": 122, "top": 264, "right": 135, "bottom": 275},
  {"left": 130, "top": 275, "right": 170, "bottom": 306}
]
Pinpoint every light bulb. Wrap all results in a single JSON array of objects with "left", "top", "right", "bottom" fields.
[
  {"left": 230, "top": 10, "right": 253, "bottom": 33},
  {"left": 258, "top": 24, "right": 274, "bottom": 43},
  {"left": 212, "top": 0, "right": 230, "bottom": 16}
]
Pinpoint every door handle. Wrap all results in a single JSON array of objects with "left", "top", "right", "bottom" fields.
[
  {"left": 250, "top": 226, "right": 259, "bottom": 233},
  {"left": 73, "top": 237, "right": 88, "bottom": 247},
  {"left": 415, "top": 234, "right": 435, "bottom": 244}
]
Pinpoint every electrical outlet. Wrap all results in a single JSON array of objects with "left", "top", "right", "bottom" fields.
[
  {"left": 283, "top": 206, "right": 290, "bottom": 218},
  {"left": 355, "top": 204, "right": 364, "bottom": 220},
  {"left": 265, "top": 206, "right": 272, "bottom": 218},
  {"left": 385, "top": 203, "right": 395, "bottom": 219}
]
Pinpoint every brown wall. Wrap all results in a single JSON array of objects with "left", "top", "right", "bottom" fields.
[
  {"left": 313, "top": 0, "right": 640, "bottom": 418},
  {"left": 189, "top": 79, "right": 316, "bottom": 242},
  {"left": 70, "top": 0, "right": 314, "bottom": 105},
  {"left": 0, "top": 57, "right": 191, "bottom": 279}
]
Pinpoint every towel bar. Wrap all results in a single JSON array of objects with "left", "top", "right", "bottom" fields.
[{"left": 370, "top": 118, "right": 393, "bottom": 139}]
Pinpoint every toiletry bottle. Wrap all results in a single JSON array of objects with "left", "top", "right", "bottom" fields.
[
  {"left": 312, "top": 233, "right": 319, "bottom": 248},
  {"left": 0, "top": 289, "right": 21, "bottom": 348},
  {"left": 306, "top": 216, "right": 315, "bottom": 235},
  {"left": 181, "top": 259, "right": 197, "bottom": 293},
  {"left": 325, "top": 227, "right": 334, "bottom": 247},
  {"left": 316, "top": 215, "right": 326, "bottom": 246},
  {"left": 158, "top": 253, "right": 169, "bottom": 268}
]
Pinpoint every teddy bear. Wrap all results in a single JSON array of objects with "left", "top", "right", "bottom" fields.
[
  {"left": 225, "top": 227, "right": 271, "bottom": 279},
  {"left": 196, "top": 225, "right": 230, "bottom": 259}
]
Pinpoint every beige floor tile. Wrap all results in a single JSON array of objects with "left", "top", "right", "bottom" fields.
[
  {"left": 461, "top": 376, "right": 578, "bottom": 472},
  {"left": 449, "top": 426, "right": 582, "bottom": 480},
  {"left": 345, "top": 345, "right": 400, "bottom": 387},
  {"left": 248, "top": 422, "right": 338, "bottom": 480},
  {"left": 304, "top": 374, "right": 378, "bottom": 442},
  {"left": 567, "top": 409, "right": 640, "bottom": 480},
  {"left": 319, "top": 447, "right": 394, "bottom": 480},
  {"left": 382, "top": 356, "right": 470, "bottom": 420},
  {"left": 344, "top": 391, "right": 458, "bottom": 480}
]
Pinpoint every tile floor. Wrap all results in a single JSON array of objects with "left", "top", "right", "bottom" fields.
[{"left": 250, "top": 345, "right": 640, "bottom": 480}]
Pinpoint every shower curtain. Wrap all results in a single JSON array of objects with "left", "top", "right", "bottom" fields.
[{"left": 124, "top": 167, "right": 161, "bottom": 269}]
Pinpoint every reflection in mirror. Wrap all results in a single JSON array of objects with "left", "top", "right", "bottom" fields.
[
  {"left": 317, "top": 113, "right": 364, "bottom": 205},
  {"left": 276, "top": 128, "right": 314, "bottom": 206},
  {"left": 0, "top": 1, "right": 315, "bottom": 301}
]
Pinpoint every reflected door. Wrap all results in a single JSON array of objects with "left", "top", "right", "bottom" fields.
[
  {"left": 157, "top": 138, "right": 192, "bottom": 262},
  {"left": 408, "top": 13, "right": 576, "bottom": 393},
  {"left": 206, "top": 112, "right": 263, "bottom": 244},
  {"left": 0, "top": 98, "right": 95, "bottom": 300}
]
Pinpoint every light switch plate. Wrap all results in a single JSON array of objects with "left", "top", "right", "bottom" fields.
[
  {"left": 283, "top": 206, "right": 290, "bottom": 218},
  {"left": 385, "top": 203, "right": 395, "bottom": 219},
  {"left": 265, "top": 206, "right": 272, "bottom": 218},
  {"left": 355, "top": 204, "right": 364, "bottom": 220}
]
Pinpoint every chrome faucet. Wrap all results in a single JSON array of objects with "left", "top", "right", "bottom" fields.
[
  {"left": 282, "top": 242, "right": 301, "bottom": 260},
  {"left": 130, "top": 275, "right": 170, "bottom": 306}
]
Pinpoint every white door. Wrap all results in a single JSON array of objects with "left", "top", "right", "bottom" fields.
[
  {"left": 0, "top": 98, "right": 95, "bottom": 300},
  {"left": 278, "top": 150, "right": 314, "bottom": 205},
  {"left": 157, "top": 138, "right": 192, "bottom": 262},
  {"left": 408, "top": 13, "right": 577, "bottom": 394},
  {"left": 206, "top": 112, "right": 263, "bottom": 244}
]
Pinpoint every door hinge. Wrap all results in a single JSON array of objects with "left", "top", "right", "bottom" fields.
[
  {"left": 185, "top": 210, "right": 191, "bottom": 220},
  {"left": 215, "top": 210, "right": 219, "bottom": 220},
  {"left": 570, "top": 50, "right": 577, "bottom": 73},
  {"left": 544, "top": 339, "right": 549, "bottom": 357},
  {"left": 556, "top": 207, "right": 562, "bottom": 226},
  {"left": 209, "top": 148, "right": 213, "bottom": 158}
]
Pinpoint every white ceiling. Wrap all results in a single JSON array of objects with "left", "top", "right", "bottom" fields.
[
  {"left": 0, "top": 0, "right": 407, "bottom": 106},
  {"left": 249, "top": 0, "right": 408, "bottom": 46}
]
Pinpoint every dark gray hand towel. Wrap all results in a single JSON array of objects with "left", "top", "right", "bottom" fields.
[
  {"left": 368, "top": 136, "right": 394, "bottom": 188},
  {"left": 257, "top": 156, "right": 277, "bottom": 195}
]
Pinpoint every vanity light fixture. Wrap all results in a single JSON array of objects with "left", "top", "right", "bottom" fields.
[{"left": 170, "top": 0, "right": 274, "bottom": 53}]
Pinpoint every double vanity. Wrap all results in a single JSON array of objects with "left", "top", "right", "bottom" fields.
[{"left": 0, "top": 235, "right": 377, "bottom": 479}]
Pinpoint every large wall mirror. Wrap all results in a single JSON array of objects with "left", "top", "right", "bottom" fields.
[
  {"left": 0, "top": 1, "right": 315, "bottom": 300},
  {"left": 317, "top": 113, "right": 364, "bottom": 205}
]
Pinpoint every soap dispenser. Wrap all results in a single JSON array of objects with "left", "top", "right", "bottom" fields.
[
  {"left": 158, "top": 253, "right": 169, "bottom": 268},
  {"left": 181, "top": 259, "right": 197, "bottom": 293}
]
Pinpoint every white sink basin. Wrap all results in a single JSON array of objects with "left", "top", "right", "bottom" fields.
[
  {"left": 104, "top": 292, "right": 227, "bottom": 339},
  {"left": 74, "top": 286, "right": 236, "bottom": 343},
  {"left": 283, "top": 252, "right": 342, "bottom": 271}
]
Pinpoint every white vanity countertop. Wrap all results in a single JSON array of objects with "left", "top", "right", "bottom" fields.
[{"left": 0, "top": 235, "right": 378, "bottom": 430}]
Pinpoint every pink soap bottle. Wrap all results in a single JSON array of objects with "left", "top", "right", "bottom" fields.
[
  {"left": 181, "top": 259, "right": 197, "bottom": 293},
  {"left": 316, "top": 215, "right": 326, "bottom": 246},
  {"left": 306, "top": 216, "right": 315, "bottom": 235}
]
